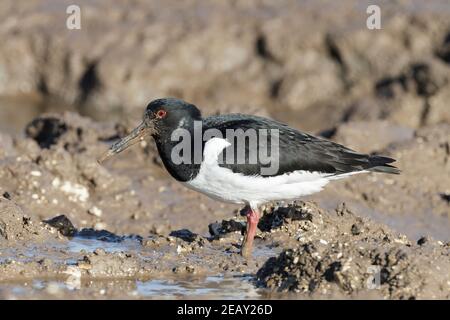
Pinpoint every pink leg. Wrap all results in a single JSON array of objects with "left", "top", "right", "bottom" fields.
[{"left": 241, "top": 207, "right": 260, "bottom": 258}]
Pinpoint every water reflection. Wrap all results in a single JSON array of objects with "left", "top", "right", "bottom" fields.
[{"left": 0, "top": 275, "right": 262, "bottom": 299}]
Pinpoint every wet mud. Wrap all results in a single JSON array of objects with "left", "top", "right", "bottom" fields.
[
  {"left": 0, "top": 0, "right": 449, "bottom": 299},
  {"left": 0, "top": 114, "right": 449, "bottom": 299}
]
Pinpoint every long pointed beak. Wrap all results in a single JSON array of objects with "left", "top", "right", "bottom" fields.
[{"left": 98, "top": 121, "right": 152, "bottom": 164}]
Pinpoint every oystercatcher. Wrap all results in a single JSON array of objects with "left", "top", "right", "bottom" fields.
[{"left": 99, "top": 98, "right": 399, "bottom": 257}]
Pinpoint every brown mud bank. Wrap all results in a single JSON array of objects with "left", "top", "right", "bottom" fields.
[
  {"left": 1, "top": 0, "right": 450, "bottom": 133},
  {"left": 257, "top": 203, "right": 449, "bottom": 299},
  {"left": 0, "top": 196, "right": 449, "bottom": 299},
  {"left": 0, "top": 113, "right": 449, "bottom": 299}
]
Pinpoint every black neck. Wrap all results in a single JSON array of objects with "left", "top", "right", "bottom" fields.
[{"left": 153, "top": 122, "right": 202, "bottom": 182}]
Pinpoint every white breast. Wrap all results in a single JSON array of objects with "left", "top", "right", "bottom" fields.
[{"left": 182, "top": 137, "right": 362, "bottom": 207}]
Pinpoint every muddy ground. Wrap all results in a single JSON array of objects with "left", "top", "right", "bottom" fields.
[
  {"left": 0, "top": 0, "right": 449, "bottom": 299},
  {"left": 0, "top": 111, "right": 448, "bottom": 299}
]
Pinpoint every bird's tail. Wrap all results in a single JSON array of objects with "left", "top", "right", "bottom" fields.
[{"left": 366, "top": 155, "right": 400, "bottom": 174}]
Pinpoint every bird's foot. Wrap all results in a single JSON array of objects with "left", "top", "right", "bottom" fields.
[{"left": 240, "top": 208, "right": 259, "bottom": 258}]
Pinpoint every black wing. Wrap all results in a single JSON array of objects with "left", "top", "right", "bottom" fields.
[{"left": 203, "top": 114, "right": 399, "bottom": 177}]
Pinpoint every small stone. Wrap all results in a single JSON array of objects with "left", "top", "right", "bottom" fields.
[
  {"left": 172, "top": 266, "right": 180, "bottom": 273},
  {"left": 169, "top": 229, "right": 198, "bottom": 242},
  {"left": 52, "top": 178, "right": 61, "bottom": 188},
  {"left": 176, "top": 245, "right": 185, "bottom": 254},
  {"left": 94, "top": 222, "right": 107, "bottom": 230},
  {"left": 208, "top": 222, "right": 222, "bottom": 237},
  {"left": 38, "top": 258, "right": 53, "bottom": 268},
  {"left": 186, "top": 265, "right": 195, "bottom": 273},
  {"left": 94, "top": 248, "right": 106, "bottom": 255},
  {"left": 30, "top": 170, "right": 42, "bottom": 177},
  {"left": 208, "top": 219, "right": 245, "bottom": 237},
  {"left": 88, "top": 206, "right": 103, "bottom": 217},
  {"left": 440, "top": 193, "right": 450, "bottom": 204},
  {"left": 417, "top": 236, "right": 429, "bottom": 246},
  {"left": 351, "top": 223, "right": 362, "bottom": 235},
  {"left": 44, "top": 215, "right": 77, "bottom": 237},
  {"left": 131, "top": 213, "right": 139, "bottom": 220}
]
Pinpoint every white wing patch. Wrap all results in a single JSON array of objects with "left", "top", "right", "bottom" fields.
[{"left": 202, "top": 137, "right": 231, "bottom": 164}]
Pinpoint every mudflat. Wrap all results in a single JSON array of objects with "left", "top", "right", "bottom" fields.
[{"left": 0, "top": 0, "right": 449, "bottom": 299}]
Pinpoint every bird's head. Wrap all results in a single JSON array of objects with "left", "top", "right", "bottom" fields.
[{"left": 98, "top": 98, "right": 201, "bottom": 163}]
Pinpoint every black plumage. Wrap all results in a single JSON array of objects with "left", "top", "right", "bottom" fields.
[
  {"left": 138, "top": 99, "right": 399, "bottom": 182},
  {"left": 203, "top": 114, "right": 399, "bottom": 177}
]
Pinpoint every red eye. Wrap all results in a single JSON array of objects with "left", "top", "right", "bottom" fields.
[{"left": 156, "top": 110, "right": 167, "bottom": 118}]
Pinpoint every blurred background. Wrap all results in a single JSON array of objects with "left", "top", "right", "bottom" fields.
[
  {"left": 0, "top": 0, "right": 449, "bottom": 239},
  {"left": 0, "top": 0, "right": 449, "bottom": 300},
  {"left": 0, "top": 0, "right": 448, "bottom": 133}
]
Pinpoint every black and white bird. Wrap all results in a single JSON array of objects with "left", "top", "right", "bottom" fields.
[{"left": 99, "top": 98, "right": 399, "bottom": 257}]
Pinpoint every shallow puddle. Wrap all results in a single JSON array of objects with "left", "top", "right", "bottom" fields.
[
  {"left": 65, "top": 236, "right": 143, "bottom": 254},
  {"left": 136, "top": 275, "right": 261, "bottom": 299},
  {"left": 0, "top": 231, "right": 279, "bottom": 299},
  {"left": 0, "top": 275, "right": 262, "bottom": 299}
]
